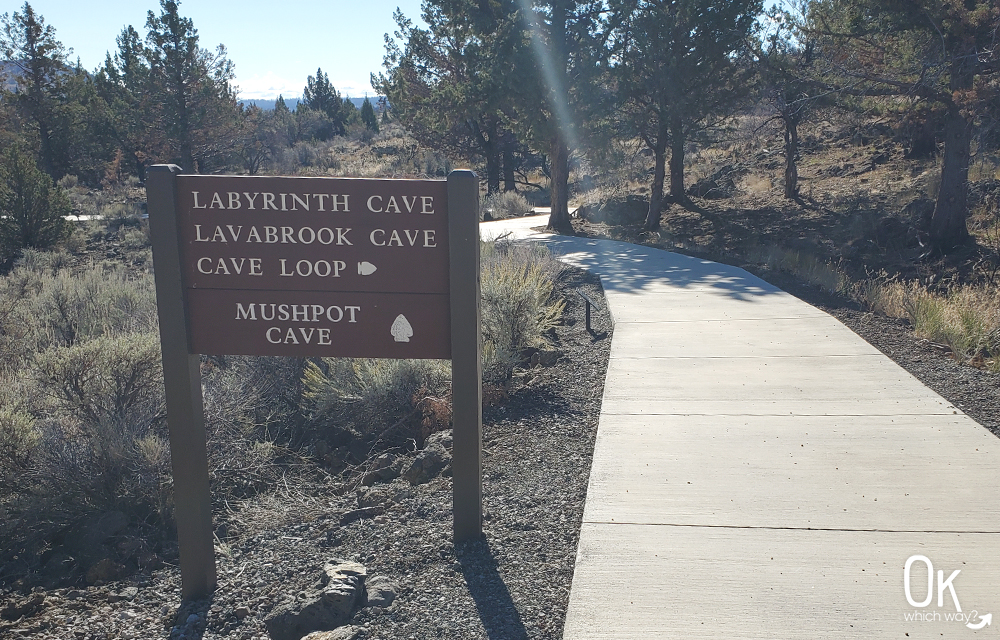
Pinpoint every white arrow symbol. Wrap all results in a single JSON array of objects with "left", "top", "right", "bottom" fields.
[
  {"left": 967, "top": 613, "right": 991, "bottom": 630},
  {"left": 390, "top": 314, "right": 413, "bottom": 342},
  {"left": 358, "top": 261, "right": 377, "bottom": 276}
]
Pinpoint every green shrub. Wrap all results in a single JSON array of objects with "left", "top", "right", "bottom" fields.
[{"left": 0, "top": 145, "right": 71, "bottom": 265}]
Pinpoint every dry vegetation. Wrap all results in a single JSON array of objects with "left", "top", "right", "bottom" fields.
[{"left": 0, "top": 151, "right": 567, "bottom": 592}]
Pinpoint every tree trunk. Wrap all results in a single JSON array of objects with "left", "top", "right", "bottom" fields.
[
  {"left": 502, "top": 133, "right": 517, "bottom": 192},
  {"left": 668, "top": 116, "right": 686, "bottom": 201},
  {"left": 547, "top": 136, "right": 572, "bottom": 233},
  {"left": 783, "top": 116, "right": 799, "bottom": 199},
  {"left": 484, "top": 121, "right": 500, "bottom": 196},
  {"left": 485, "top": 149, "right": 501, "bottom": 198},
  {"left": 929, "top": 105, "right": 971, "bottom": 250},
  {"left": 645, "top": 137, "right": 668, "bottom": 230},
  {"left": 928, "top": 56, "right": 973, "bottom": 252}
]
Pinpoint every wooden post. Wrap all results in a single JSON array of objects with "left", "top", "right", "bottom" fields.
[
  {"left": 146, "top": 165, "right": 217, "bottom": 600},
  {"left": 448, "top": 170, "right": 483, "bottom": 543}
]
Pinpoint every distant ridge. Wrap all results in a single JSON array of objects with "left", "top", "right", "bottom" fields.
[
  {"left": 244, "top": 96, "right": 385, "bottom": 111},
  {"left": 244, "top": 97, "right": 301, "bottom": 111}
]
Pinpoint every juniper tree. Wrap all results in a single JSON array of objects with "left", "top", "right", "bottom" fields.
[
  {"left": 0, "top": 144, "right": 69, "bottom": 264},
  {"left": 0, "top": 2, "right": 69, "bottom": 178},
  {"left": 807, "top": 0, "right": 1000, "bottom": 251},
  {"left": 611, "top": 0, "right": 762, "bottom": 229},
  {"left": 144, "top": 0, "right": 238, "bottom": 172}
]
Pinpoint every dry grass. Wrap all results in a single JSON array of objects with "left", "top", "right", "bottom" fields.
[
  {"left": 742, "top": 241, "right": 849, "bottom": 294},
  {"left": 740, "top": 173, "right": 774, "bottom": 196},
  {"left": 852, "top": 274, "right": 1000, "bottom": 370}
]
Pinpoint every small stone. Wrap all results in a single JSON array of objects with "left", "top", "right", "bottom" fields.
[
  {"left": 364, "top": 576, "right": 398, "bottom": 608},
  {"left": 339, "top": 506, "right": 384, "bottom": 525},
  {"left": 234, "top": 606, "right": 251, "bottom": 619},
  {"left": 301, "top": 626, "right": 364, "bottom": 640},
  {"left": 119, "top": 587, "right": 139, "bottom": 601}
]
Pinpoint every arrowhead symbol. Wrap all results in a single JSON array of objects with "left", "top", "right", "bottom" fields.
[
  {"left": 966, "top": 613, "right": 991, "bottom": 630},
  {"left": 390, "top": 314, "right": 413, "bottom": 342},
  {"left": 358, "top": 261, "right": 377, "bottom": 276}
]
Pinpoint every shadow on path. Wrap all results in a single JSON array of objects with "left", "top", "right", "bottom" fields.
[
  {"left": 457, "top": 538, "right": 529, "bottom": 640},
  {"left": 532, "top": 233, "right": 788, "bottom": 303}
]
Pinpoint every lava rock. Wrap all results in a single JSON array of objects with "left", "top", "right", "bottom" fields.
[
  {"left": 364, "top": 576, "right": 399, "bottom": 608},
  {"left": 360, "top": 452, "right": 404, "bottom": 486},
  {"left": 403, "top": 434, "right": 452, "bottom": 485},
  {"left": 688, "top": 165, "right": 744, "bottom": 199},
  {"left": 579, "top": 195, "right": 648, "bottom": 225},
  {"left": 86, "top": 558, "right": 127, "bottom": 585},
  {"left": 263, "top": 560, "right": 367, "bottom": 640},
  {"left": 301, "top": 626, "right": 364, "bottom": 640}
]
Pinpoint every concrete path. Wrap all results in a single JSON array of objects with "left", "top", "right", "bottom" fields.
[{"left": 482, "top": 215, "right": 1000, "bottom": 639}]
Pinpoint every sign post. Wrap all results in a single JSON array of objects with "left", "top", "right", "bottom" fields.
[
  {"left": 147, "top": 166, "right": 482, "bottom": 600},
  {"left": 147, "top": 165, "right": 217, "bottom": 600},
  {"left": 447, "top": 171, "right": 483, "bottom": 543}
]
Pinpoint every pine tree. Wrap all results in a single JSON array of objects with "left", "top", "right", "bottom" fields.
[
  {"left": 0, "top": 2, "right": 69, "bottom": 178},
  {"left": 274, "top": 94, "right": 289, "bottom": 114},
  {"left": 360, "top": 96, "right": 379, "bottom": 133},
  {"left": 611, "top": 0, "right": 762, "bottom": 229},
  {"left": 95, "top": 25, "right": 156, "bottom": 178},
  {"left": 144, "top": 0, "right": 238, "bottom": 172},
  {"left": 514, "top": 0, "right": 610, "bottom": 231},
  {"left": 0, "top": 143, "right": 69, "bottom": 264},
  {"left": 302, "top": 67, "right": 346, "bottom": 136},
  {"left": 374, "top": 3, "right": 523, "bottom": 196},
  {"left": 807, "top": 0, "right": 1000, "bottom": 251}
]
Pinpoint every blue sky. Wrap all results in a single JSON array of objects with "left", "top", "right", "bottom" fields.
[{"left": 12, "top": 0, "right": 426, "bottom": 100}]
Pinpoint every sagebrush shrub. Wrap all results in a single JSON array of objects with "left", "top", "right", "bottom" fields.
[
  {"left": 482, "top": 191, "right": 531, "bottom": 220},
  {"left": 481, "top": 240, "right": 565, "bottom": 381},
  {"left": 22, "top": 263, "right": 157, "bottom": 350},
  {"left": 302, "top": 358, "right": 450, "bottom": 436},
  {"left": 34, "top": 331, "right": 163, "bottom": 427},
  {"left": 0, "top": 404, "right": 37, "bottom": 476}
]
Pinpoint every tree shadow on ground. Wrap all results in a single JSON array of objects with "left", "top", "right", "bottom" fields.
[{"left": 457, "top": 538, "right": 529, "bottom": 640}]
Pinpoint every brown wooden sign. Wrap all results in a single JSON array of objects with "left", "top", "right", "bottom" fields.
[
  {"left": 174, "top": 175, "right": 451, "bottom": 359},
  {"left": 148, "top": 167, "right": 482, "bottom": 601}
]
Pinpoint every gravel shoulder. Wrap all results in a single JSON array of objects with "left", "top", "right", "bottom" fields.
[{"left": 0, "top": 265, "right": 613, "bottom": 640}]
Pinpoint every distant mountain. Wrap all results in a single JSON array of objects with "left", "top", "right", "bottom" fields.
[
  {"left": 244, "top": 97, "right": 301, "bottom": 111},
  {"left": 243, "top": 96, "right": 386, "bottom": 111},
  {"left": 1, "top": 61, "right": 21, "bottom": 92}
]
